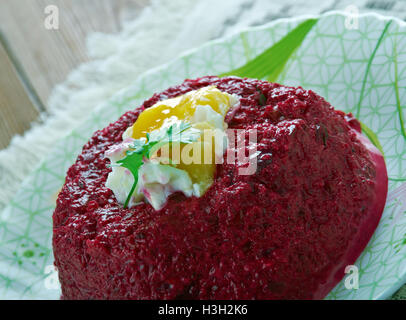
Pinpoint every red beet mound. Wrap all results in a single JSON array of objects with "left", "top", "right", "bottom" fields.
[{"left": 53, "top": 76, "right": 387, "bottom": 300}]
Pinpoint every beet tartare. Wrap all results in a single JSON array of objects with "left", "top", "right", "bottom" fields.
[{"left": 53, "top": 76, "right": 387, "bottom": 299}]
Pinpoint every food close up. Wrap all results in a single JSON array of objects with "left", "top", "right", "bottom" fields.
[{"left": 52, "top": 76, "right": 388, "bottom": 300}]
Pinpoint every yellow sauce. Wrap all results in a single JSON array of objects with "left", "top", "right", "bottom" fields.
[{"left": 128, "top": 86, "right": 235, "bottom": 194}]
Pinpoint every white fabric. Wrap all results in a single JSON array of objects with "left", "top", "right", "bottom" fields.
[{"left": 1, "top": 0, "right": 405, "bottom": 211}]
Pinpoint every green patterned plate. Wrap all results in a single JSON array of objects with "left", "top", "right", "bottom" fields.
[{"left": 1, "top": 11, "right": 406, "bottom": 300}]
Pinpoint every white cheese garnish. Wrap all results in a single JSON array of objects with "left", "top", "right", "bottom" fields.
[{"left": 105, "top": 86, "right": 238, "bottom": 210}]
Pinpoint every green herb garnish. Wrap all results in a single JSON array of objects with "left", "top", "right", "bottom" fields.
[{"left": 117, "top": 121, "right": 200, "bottom": 208}]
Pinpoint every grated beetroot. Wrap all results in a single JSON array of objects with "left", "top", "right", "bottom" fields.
[{"left": 53, "top": 76, "right": 387, "bottom": 300}]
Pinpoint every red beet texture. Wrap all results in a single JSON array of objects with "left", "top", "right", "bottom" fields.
[{"left": 53, "top": 76, "right": 388, "bottom": 299}]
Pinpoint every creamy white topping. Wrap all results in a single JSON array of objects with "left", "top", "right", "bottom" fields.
[{"left": 105, "top": 87, "right": 238, "bottom": 210}]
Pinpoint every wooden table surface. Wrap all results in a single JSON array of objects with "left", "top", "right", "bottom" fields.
[{"left": 0, "top": 0, "right": 149, "bottom": 150}]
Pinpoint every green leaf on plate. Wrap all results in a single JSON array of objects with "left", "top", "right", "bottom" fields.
[
  {"left": 220, "top": 18, "right": 318, "bottom": 81},
  {"left": 393, "top": 40, "right": 406, "bottom": 140},
  {"left": 355, "top": 20, "right": 392, "bottom": 119},
  {"left": 360, "top": 121, "right": 385, "bottom": 156}
]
